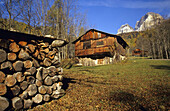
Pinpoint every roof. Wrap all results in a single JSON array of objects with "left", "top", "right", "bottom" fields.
[
  {"left": 72, "top": 29, "right": 129, "bottom": 49},
  {"left": 72, "top": 29, "right": 117, "bottom": 44},
  {"left": 0, "top": 29, "right": 68, "bottom": 45}
]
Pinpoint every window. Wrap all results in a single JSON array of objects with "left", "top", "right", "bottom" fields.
[
  {"left": 83, "top": 41, "right": 91, "bottom": 49},
  {"left": 97, "top": 32, "right": 101, "bottom": 38},
  {"left": 96, "top": 41, "right": 104, "bottom": 46},
  {"left": 134, "top": 51, "right": 141, "bottom": 53}
]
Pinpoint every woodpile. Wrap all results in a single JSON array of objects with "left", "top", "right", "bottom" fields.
[{"left": 0, "top": 34, "right": 67, "bottom": 110}]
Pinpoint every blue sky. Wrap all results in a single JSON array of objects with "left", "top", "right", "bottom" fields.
[{"left": 78, "top": 0, "right": 170, "bottom": 34}]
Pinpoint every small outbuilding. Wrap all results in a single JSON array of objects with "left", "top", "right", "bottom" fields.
[
  {"left": 132, "top": 48, "right": 148, "bottom": 57},
  {"left": 72, "top": 29, "right": 129, "bottom": 66}
]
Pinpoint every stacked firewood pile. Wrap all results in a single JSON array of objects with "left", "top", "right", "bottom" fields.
[{"left": 0, "top": 32, "right": 67, "bottom": 110}]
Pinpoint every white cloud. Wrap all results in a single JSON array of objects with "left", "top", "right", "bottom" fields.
[
  {"left": 79, "top": 0, "right": 112, "bottom": 7},
  {"left": 123, "top": 1, "right": 170, "bottom": 9},
  {"left": 79, "top": 0, "right": 170, "bottom": 9},
  {"left": 0, "top": 2, "right": 4, "bottom": 4}
]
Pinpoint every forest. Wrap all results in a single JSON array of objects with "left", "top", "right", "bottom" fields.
[
  {"left": 119, "top": 19, "right": 170, "bottom": 59},
  {"left": 0, "top": 0, "right": 87, "bottom": 60}
]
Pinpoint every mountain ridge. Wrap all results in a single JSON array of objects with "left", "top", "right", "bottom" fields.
[{"left": 117, "top": 12, "right": 164, "bottom": 34}]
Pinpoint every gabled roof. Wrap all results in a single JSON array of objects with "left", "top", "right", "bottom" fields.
[
  {"left": 72, "top": 29, "right": 117, "bottom": 44},
  {"left": 72, "top": 29, "right": 129, "bottom": 49}
]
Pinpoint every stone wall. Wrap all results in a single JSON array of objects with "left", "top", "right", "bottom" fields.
[
  {"left": 78, "top": 57, "right": 113, "bottom": 66},
  {"left": 0, "top": 29, "right": 67, "bottom": 110},
  {"left": 78, "top": 55, "right": 127, "bottom": 66}
]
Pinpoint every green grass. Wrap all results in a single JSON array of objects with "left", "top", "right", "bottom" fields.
[{"left": 32, "top": 58, "right": 170, "bottom": 111}]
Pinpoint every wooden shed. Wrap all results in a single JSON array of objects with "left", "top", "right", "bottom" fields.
[
  {"left": 132, "top": 48, "right": 148, "bottom": 57},
  {"left": 72, "top": 29, "right": 129, "bottom": 66}
]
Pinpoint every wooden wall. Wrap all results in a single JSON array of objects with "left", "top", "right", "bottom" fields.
[{"left": 75, "top": 30, "right": 124, "bottom": 57}]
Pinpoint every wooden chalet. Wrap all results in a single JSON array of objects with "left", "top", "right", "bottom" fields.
[
  {"left": 72, "top": 29, "right": 129, "bottom": 66},
  {"left": 132, "top": 48, "right": 148, "bottom": 57}
]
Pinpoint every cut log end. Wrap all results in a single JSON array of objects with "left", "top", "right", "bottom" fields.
[
  {"left": 0, "top": 96, "right": 9, "bottom": 111},
  {"left": 0, "top": 49, "right": 7, "bottom": 63},
  {"left": 9, "top": 42, "right": 20, "bottom": 52},
  {"left": 0, "top": 83, "right": 7, "bottom": 96},
  {"left": 13, "top": 61, "right": 24, "bottom": 72},
  {"left": 12, "top": 97, "right": 23, "bottom": 110},
  {"left": 24, "top": 99, "right": 33, "bottom": 109},
  {"left": 5, "top": 75, "right": 16, "bottom": 87},
  {"left": 32, "top": 94, "right": 43, "bottom": 104},
  {"left": 8, "top": 53, "right": 17, "bottom": 61},
  {"left": 0, "top": 71, "right": 5, "bottom": 83}
]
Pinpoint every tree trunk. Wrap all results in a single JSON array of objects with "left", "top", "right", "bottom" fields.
[
  {"left": 164, "top": 44, "right": 169, "bottom": 59},
  {"left": 152, "top": 42, "right": 156, "bottom": 59}
]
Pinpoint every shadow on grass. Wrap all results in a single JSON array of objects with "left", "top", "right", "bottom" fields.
[
  {"left": 62, "top": 77, "right": 77, "bottom": 91},
  {"left": 150, "top": 65, "right": 170, "bottom": 70},
  {"left": 108, "top": 91, "right": 148, "bottom": 111}
]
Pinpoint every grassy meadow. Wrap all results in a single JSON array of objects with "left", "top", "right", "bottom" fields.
[{"left": 32, "top": 58, "right": 170, "bottom": 111}]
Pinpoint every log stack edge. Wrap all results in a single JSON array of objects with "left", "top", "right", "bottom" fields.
[{"left": 0, "top": 29, "right": 67, "bottom": 110}]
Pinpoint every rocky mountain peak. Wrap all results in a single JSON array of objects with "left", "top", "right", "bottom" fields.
[
  {"left": 117, "top": 12, "right": 164, "bottom": 34},
  {"left": 117, "top": 24, "right": 134, "bottom": 34},
  {"left": 135, "top": 12, "right": 164, "bottom": 31}
]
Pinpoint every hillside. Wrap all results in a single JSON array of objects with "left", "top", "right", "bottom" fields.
[
  {"left": 31, "top": 59, "right": 170, "bottom": 111},
  {"left": 0, "top": 18, "right": 43, "bottom": 36}
]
